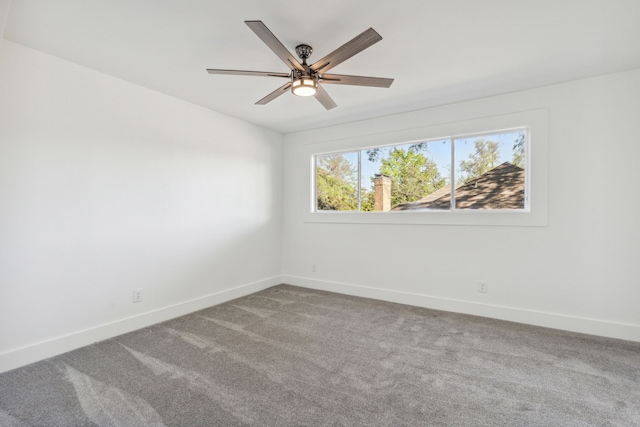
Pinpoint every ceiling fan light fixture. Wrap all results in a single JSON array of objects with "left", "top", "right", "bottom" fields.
[{"left": 291, "top": 77, "right": 318, "bottom": 97}]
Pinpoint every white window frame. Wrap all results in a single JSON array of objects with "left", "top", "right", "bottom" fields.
[{"left": 305, "top": 109, "right": 548, "bottom": 227}]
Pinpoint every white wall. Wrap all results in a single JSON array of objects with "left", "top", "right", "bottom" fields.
[
  {"left": 282, "top": 68, "right": 640, "bottom": 342},
  {"left": 0, "top": 1, "right": 10, "bottom": 39},
  {"left": 0, "top": 40, "right": 283, "bottom": 372}
]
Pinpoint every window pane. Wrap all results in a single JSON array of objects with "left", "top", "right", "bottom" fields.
[
  {"left": 315, "top": 152, "right": 359, "bottom": 211},
  {"left": 360, "top": 140, "right": 451, "bottom": 211},
  {"left": 453, "top": 130, "right": 526, "bottom": 210}
]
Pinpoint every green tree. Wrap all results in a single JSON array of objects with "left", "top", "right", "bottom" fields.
[
  {"left": 360, "top": 187, "right": 375, "bottom": 212},
  {"left": 458, "top": 139, "right": 500, "bottom": 183},
  {"left": 316, "top": 155, "right": 358, "bottom": 210},
  {"left": 512, "top": 133, "right": 525, "bottom": 168},
  {"left": 365, "top": 141, "right": 436, "bottom": 162},
  {"left": 379, "top": 148, "right": 446, "bottom": 207}
]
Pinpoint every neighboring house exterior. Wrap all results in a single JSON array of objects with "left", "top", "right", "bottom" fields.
[{"left": 390, "top": 162, "right": 525, "bottom": 211}]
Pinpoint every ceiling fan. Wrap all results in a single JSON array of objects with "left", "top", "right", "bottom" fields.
[{"left": 206, "top": 21, "right": 394, "bottom": 110}]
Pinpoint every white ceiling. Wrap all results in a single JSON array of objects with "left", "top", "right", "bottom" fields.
[{"left": 4, "top": 0, "right": 640, "bottom": 134}]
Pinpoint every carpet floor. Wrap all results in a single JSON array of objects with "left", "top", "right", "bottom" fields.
[{"left": 1, "top": 284, "right": 639, "bottom": 426}]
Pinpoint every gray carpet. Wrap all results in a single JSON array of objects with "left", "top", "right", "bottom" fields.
[{"left": 1, "top": 284, "right": 639, "bottom": 426}]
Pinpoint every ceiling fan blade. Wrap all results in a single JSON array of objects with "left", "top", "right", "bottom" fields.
[
  {"left": 206, "top": 69, "right": 291, "bottom": 78},
  {"left": 256, "top": 82, "right": 293, "bottom": 105},
  {"left": 314, "top": 85, "right": 337, "bottom": 110},
  {"left": 310, "top": 28, "right": 382, "bottom": 73},
  {"left": 245, "top": 20, "right": 304, "bottom": 72},
  {"left": 321, "top": 74, "right": 394, "bottom": 88}
]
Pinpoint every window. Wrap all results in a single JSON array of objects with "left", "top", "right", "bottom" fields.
[
  {"left": 303, "top": 109, "right": 547, "bottom": 226},
  {"left": 314, "top": 129, "right": 527, "bottom": 213}
]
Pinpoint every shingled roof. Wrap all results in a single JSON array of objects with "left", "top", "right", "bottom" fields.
[{"left": 393, "top": 162, "right": 524, "bottom": 211}]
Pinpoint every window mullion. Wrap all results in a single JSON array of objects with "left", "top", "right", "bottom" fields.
[
  {"left": 450, "top": 138, "right": 456, "bottom": 211},
  {"left": 313, "top": 155, "right": 318, "bottom": 212},
  {"left": 357, "top": 150, "right": 362, "bottom": 212}
]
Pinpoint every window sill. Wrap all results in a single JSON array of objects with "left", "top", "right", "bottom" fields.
[{"left": 304, "top": 208, "right": 546, "bottom": 227}]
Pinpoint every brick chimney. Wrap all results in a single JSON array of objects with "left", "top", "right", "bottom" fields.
[{"left": 374, "top": 174, "right": 391, "bottom": 211}]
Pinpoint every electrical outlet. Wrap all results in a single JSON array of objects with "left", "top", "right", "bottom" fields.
[
  {"left": 478, "top": 281, "right": 488, "bottom": 293},
  {"left": 311, "top": 263, "right": 317, "bottom": 273},
  {"left": 132, "top": 288, "right": 143, "bottom": 303}
]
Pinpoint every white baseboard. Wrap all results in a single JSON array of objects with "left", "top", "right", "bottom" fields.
[
  {"left": 283, "top": 275, "right": 640, "bottom": 343},
  {"left": 0, "top": 276, "right": 283, "bottom": 374}
]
